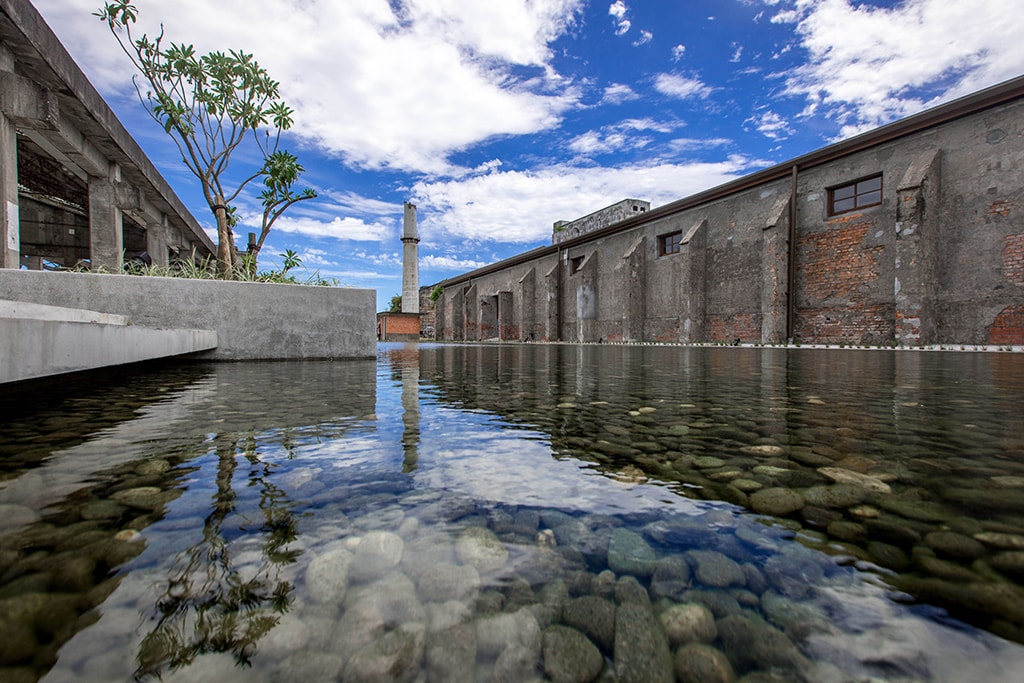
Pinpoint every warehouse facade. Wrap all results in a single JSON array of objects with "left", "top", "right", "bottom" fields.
[{"left": 425, "top": 76, "right": 1024, "bottom": 347}]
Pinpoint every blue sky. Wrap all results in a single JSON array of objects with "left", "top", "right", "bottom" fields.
[{"left": 34, "top": 0, "right": 1024, "bottom": 309}]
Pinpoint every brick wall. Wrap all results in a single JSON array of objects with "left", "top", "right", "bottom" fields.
[
  {"left": 710, "top": 313, "right": 760, "bottom": 343},
  {"left": 989, "top": 305, "right": 1024, "bottom": 345},
  {"left": 1004, "top": 234, "right": 1024, "bottom": 286}
]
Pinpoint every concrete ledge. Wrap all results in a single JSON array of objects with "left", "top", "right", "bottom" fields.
[
  {"left": 2, "top": 313, "right": 218, "bottom": 383},
  {"left": 0, "top": 270, "right": 376, "bottom": 360},
  {"left": 0, "top": 299, "right": 129, "bottom": 325}
]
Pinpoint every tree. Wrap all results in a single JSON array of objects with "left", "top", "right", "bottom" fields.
[
  {"left": 389, "top": 295, "right": 402, "bottom": 313},
  {"left": 96, "top": 2, "right": 316, "bottom": 276}
]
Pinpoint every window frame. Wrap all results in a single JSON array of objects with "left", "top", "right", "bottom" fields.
[
  {"left": 569, "top": 255, "right": 585, "bottom": 274},
  {"left": 827, "top": 174, "right": 882, "bottom": 216},
  {"left": 658, "top": 230, "right": 683, "bottom": 256}
]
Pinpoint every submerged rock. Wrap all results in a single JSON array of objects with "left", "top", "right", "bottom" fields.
[
  {"left": 455, "top": 526, "right": 509, "bottom": 573},
  {"left": 562, "top": 596, "right": 616, "bottom": 653},
  {"left": 305, "top": 548, "right": 353, "bottom": 604},
  {"left": 350, "top": 531, "right": 404, "bottom": 582},
  {"left": 614, "top": 602, "right": 673, "bottom": 683},
  {"left": 674, "top": 643, "right": 736, "bottom": 683},
  {"left": 542, "top": 625, "right": 604, "bottom": 683},
  {"left": 607, "top": 528, "right": 657, "bottom": 577},
  {"left": 659, "top": 603, "right": 717, "bottom": 646},
  {"left": 687, "top": 550, "right": 745, "bottom": 588},
  {"left": 749, "top": 488, "right": 805, "bottom": 517}
]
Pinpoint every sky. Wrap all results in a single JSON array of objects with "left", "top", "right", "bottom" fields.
[{"left": 32, "top": 0, "right": 1024, "bottom": 309}]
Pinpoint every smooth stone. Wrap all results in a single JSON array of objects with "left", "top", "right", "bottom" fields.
[
  {"left": 867, "top": 541, "right": 910, "bottom": 571},
  {"left": 731, "top": 478, "right": 763, "bottom": 492},
  {"left": 847, "top": 504, "right": 880, "bottom": 519},
  {"left": 817, "top": 467, "right": 892, "bottom": 494},
  {"left": 562, "top": 596, "right": 616, "bottom": 653},
  {"left": 614, "top": 602, "right": 673, "bottom": 683},
  {"left": 989, "top": 551, "right": 1024, "bottom": 577},
  {"left": 876, "top": 498, "right": 953, "bottom": 523},
  {"left": 614, "top": 575, "right": 651, "bottom": 606},
  {"left": 455, "top": 526, "right": 509, "bottom": 573},
  {"left": 659, "top": 603, "right": 717, "bottom": 646},
  {"left": 716, "top": 614, "right": 809, "bottom": 675},
  {"left": 974, "top": 531, "right": 1024, "bottom": 550},
  {"left": 749, "top": 488, "right": 805, "bottom": 516},
  {"left": 305, "top": 548, "right": 353, "bottom": 604},
  {"left": 134, "top": 459, "right": 171, "bottom": 476},
  {"left": 80, "top": 500, "right": 126, "bottom": 521},
  {"left": 800, "top": 484, "right": 867, "bottom": 509},
  {"left": 426, "top": 623, "right": 476, "bottom": 682},
  {"left": 542, "top": 625, "right": 604, "bottom": 683},
  {"left": 762, "top": 555, "right": 824, "bottom": 599},
  {"left": 109, "top": 487, "right": 167, "bottom": 509},
  {"left": 350, "top": 531, "right": 404, "bottom": 582},
  {"left": 415, "top": 561, "right": 480, "bottom": 603},
  {"left": 740, "top": 445, "right": 785, "bottom": 457},
  {"left": 650, "top": 556, "right": 692, "bottom": 601},
  {"left": 826, "top": 521, "right": 867, "bottom": 543},
  {"left": 673, "top": 643, "right": 736, "bottom": 683},
  {"left": 475, "top": 607, "right": 541, "bottom": 658},
  {"left": 923, "top": 531, "right": 986, "bottom": 560},
  {"left": 687, "top": 550, "right": 745, "bottom": 588},
  {"left": 991, "top": 476, "right": 1024, "bottom": 488},
  {"left": 942, "top": 488, "right": 1024, "bottom": 512},
  {"left": 915, "top": 555, "right": 982, "bottom": 582},
  {"left": 694, "top": 456, "right": 727, "bottom": 469},
  {"left": 607, "top": 528, "right": 657, "bottom": 577},
  {"left": 492, "top": 643, "right": 540, "bottom": 682},
  {"left": 259, "top": 613, "right": 310, "bottom": 658},
  {"left": 342, "top": 623, "right": 425, "bottom": 683},
  {"left": 760, "top": 590, "right": 827, "bottom": 638}
]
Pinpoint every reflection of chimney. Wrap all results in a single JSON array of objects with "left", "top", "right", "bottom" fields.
[{"left": 401, "top": 202, "right": 419, "bottom": 314}]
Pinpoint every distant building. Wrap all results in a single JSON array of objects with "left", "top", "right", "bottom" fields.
[
  {"left": 378, "top": 202, "right": 421, "bottom": 341},
  {"left": 422, "top": 76, "right": 1024, "bottom": 347}
]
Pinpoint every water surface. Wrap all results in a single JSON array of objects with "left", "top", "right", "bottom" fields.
[{"left": 1, "top": 344, "right": 1023, "bottom": 682}]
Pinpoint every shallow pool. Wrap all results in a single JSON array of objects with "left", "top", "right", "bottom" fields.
[{"left": 1, "top": 344, "right": 1023, "bottom": 682}]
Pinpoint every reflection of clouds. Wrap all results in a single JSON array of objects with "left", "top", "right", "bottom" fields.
[{"left": 414, "top": 416, "right": 704, "bottom": 516}]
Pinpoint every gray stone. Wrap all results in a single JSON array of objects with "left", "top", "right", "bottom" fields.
[
  {"left": 305, "top": 548, "right": 353, "bottom": 604},
  {"left": 749, "top": 488, "right": 805, "bottom": 516},
  {"left": 687, "top": 550, "right": 745, "bottom": 588},
  {"left": 989, "top": 551, "right": 1024, "bottom": 577},
  {"left": 614, "top": 602, "right": 673, "bottom": 683},
  {"left": 716, "top": 614, "right": 809, "bottom": 675},
  {"left": 614, "top": 575, "right": 650, "bottom": 606},
  {"left": 475, "top": 607, "right": 541, "bottom": 659},
  {"left": 659, "top": 603, "right": 717, "bottom": 646},
  {"left": 456, "top": 526, "right": 509, "bottom": 573},
  {"left": 426, "top": 623, "right": 476, "bottom": 682},
  {"left": 876, "top": 498, "right": 953, "bottom": 523},
  {"left": 342, "top": 623, "right": 425, "bottom": 683},
  {"left": 492, "top": 643, "right": 540, "bottom": 683},
  {"left": 350, "top": 531, "right": 405, "bottom": 583},
  {"left": 607, "top": 528, "right": 657, "bottom": 577},
  {"left": 800, "top": 484, "right": 867, "bottom": 509},
  {"left": 673, "top": 643, "right": 736, "bottom": 683},
  {"left": 562, "top": 596, "right": 616, "bottom": 653},
  {"left": 650, "top": 555, "right": 692, "bottom": 601},
  {"left": 923, "top": 531, "right": 986, "bottom": 560},
  {"left": 542, "top": 625, "right": 604, "bottom": 683},
  {"left": 415, "top": 561, "right": 480, "bottom": 603},
  {"left": 817, "top": 467, "right": 891, "bottom": 494}
]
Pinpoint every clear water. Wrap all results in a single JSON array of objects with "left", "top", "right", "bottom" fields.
[{"left": 2, "top": 344, "right": 1024, "bottom": 682}]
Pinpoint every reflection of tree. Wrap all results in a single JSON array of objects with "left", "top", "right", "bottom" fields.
[{"left": 134, "top": 433, "right": 300, "bottom": 680}]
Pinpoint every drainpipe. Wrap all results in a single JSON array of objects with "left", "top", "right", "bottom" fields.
[{"left": 786, "top": 165, "right": 798, "bottom": 342}]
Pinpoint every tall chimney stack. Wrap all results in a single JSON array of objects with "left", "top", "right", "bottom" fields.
[{"left": 401, "top": 202, "right": 419, "bottom": 314}]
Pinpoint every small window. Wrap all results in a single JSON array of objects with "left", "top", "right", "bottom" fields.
[
  {"left": 659, "top": 231, "right": 682, "bottom": 256},
  {"left": 829, "top": 174, "right": 882, "bottom": 215},
  {"left": 570, "top": 255, "right": 585, "bottom": 273}
]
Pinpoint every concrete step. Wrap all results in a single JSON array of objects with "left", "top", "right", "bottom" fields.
[{"left": 1, "top": 299, "right": 218, "bottom": 384}]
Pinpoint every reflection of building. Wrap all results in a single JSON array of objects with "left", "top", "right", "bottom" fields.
[
  {"left": 422, "top": 77, "right": 1024, "bottom": 347},
  {"left": 0, "top": 0, "right": 214, "bottom": 271},
  {"left": 378, "top": 202, "right": 422, "bottom": 341}
]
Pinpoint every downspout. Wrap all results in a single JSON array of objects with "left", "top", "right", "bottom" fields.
[{"left": 786, "top": 165, "right": 798, "bottom": 341}]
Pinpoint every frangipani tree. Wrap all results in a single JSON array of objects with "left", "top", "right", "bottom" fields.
[{"left": 97, "top": 2, "right": 316, "bottom": 276}]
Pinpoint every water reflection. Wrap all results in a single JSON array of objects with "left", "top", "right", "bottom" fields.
[{"left": 0, "top": 347, "right": 1022, "bottom": 682}]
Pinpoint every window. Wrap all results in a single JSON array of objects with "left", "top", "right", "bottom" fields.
[
  {"left": 659, "top": 231, "right": 682, "bottom": 256},
  {"left": 829, "top": 174, "right": 882, "bottom": 215},
  {"left": 570, "top": 255, "right": 585, "bottom": 273}
]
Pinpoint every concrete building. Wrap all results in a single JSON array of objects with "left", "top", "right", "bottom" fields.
[
  {"left": 424, "top": 76, "right": 1024, "bottom": 347},
  {"left": 378, "top": 201, "right": 422, "bottom": 341},
  {"left": 0, "top": 0, "right": 214, "bottom": 272}
]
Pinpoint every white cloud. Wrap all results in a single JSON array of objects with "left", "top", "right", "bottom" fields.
[
  {"left": 745, "top": 110, "right": 794, "bottom": 140},
  {"left": 421, "top": 255, "right": 489, "bottom": 270},
  {"left": 272, "top": 215, "right": 394, "bottom": 242},
  {"left": 411, "top": 157, "right": 757, "bottom": 244},
  {"left": 779, "top": 0, "right": 1024, "bottom": 133},
  {"left": 653, "top": 73, "right": 714, "bottom": 100},
  {"left": 601, "top": 83, "right": 641, "bottom": 105},
  {"left": 672, "top": 44, "right": 686, "bottom": 62},
  {"left": 568, "top": 117, "right": 685, "bottom": 157},
  {"left": 35, "top": 0, "right": 585, "bottom": 174},
  {"left": 729, "top": 43, "right": 744, "bottom": 63},
  {"left": 608, "top": 1, "right": 631, "bottom": 35},
  {"left": 633, "top": 30, "right": 653, "bottom": 47}
]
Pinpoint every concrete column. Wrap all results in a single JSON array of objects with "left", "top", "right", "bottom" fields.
[
  {"left": 434, "top": 289, "right": 447, "bottom": 340},
  {"left": 623, "top": 235, "right": 646, "bottom": 342},
  {"left": 450, "top": 286, "right": 465, "bottom": 341},
  {"left": 517, "top": 267, "right": 536, "bottom": 341},
  {"left": 895, "top": 151, "right": 941, "bottom": 345},
  {"left": 479, "top": 294, "right": 496, "bottom": 339},
  {"left": 464, "top": 283, "right": 479, "bottom": 340},
  {"left": 0, "top": 46, "right": 18, "bottom": 269},
  {"left": 147, "top": 214, "right": 170, "bottom": 267},
  {"left": 576, "top": 252, "right": 598, "bottom": 342},
  {"left": 498, "top": 290, "right": 514, "bottom": 340},
  {"left": 88, "top": 163, "right": 124, "bottom": 271},
  {"left": 679, "top": 219, "right": 708, "bottom": 342},
  {"left": 761, "top": 197, "right": 790, "bottom": 343},
  {"left": 544, "top": 262, "right": 559, "bottom": 341},
  {"left": 401, "top": 202, "right": 419, "bottom": 313}
]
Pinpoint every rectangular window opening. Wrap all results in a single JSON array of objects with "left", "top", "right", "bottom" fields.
[
  {"left": 828, "top": 174, "right": 882, "bottom": 216},
  {"left": 570, "top": 255, "right": 585, "bottom": 274},
  {"left": 659, "top": 231, "right": 682, "bottom": 256}
]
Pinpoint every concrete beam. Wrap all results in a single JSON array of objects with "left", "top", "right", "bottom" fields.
[
  {"left": 1, "top": 299, "right": 217, "bottom": 384},
  {"left": 0, "top": 70, "right": 59, "bottom": 128}
]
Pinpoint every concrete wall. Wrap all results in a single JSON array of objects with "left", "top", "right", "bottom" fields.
[
  {"left": 427, "top": 83, "right": 1024, "bottom": 347},
  {"left": 0, "top": 270, "right": 376, "bottom": 359}
]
